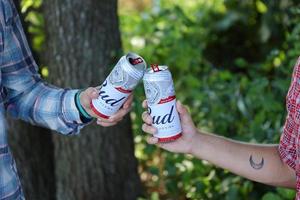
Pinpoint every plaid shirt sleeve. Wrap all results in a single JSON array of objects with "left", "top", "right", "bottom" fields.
[
  {"left": 278, "top": 57, "right": 300, "bottom": 170},
  {"left": 0, "top": 0, "right": 86, "bottom": 135}
]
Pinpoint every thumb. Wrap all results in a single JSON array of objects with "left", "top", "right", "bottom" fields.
[
  {"left": 80, "top": 87, "right": 98, "bottom": 107},
  {"left": 176, "top": 101, "right": 194, "bottom": 126},
  {"left": 83, "top": 87, "right": 98, "bottom": 100}
]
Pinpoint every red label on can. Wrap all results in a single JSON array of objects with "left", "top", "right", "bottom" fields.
[
  {"left": 115, "top": 87, "right": 132, "bottom": 94},
  {"left": 158, "top": 133, "right": 182, "bottom": 143},
  {"left": 158, "top": 95, "right": 176, "bottom": 104}
]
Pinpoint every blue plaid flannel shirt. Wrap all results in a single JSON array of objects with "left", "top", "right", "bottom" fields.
[{"left": 0, "top": 0, "right": 86, "bottom": 199}]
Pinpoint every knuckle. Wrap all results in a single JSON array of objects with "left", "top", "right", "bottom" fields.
[
  {"left": 151, "top": 127, "right": 156, "bottom": 133},
  {"left": 98, "top": 122, "right": 106, "bottom": 127},
  {"left": 146, "top": 116, "right": 152, "bottom": 124},
  {"left": 111, "top": 123, "right": 117, "bottom": 126},
  {"left": 142, "top": 101, "right": 147, "bottom": 108},
  {"left": 142, "top": 112, "right": 147, "bottom": 120},
  {"left": 147, "top": 137, "right": 153, "bottom": 144},
  {"left": 108, "top": 117, "right": 115, "bottom": 122},
  {"left": 142, "top": 124, "right": 148, "bottom": 132}
]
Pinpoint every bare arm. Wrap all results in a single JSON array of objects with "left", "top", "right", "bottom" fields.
[
  {"left": 142, "top": 101, "right": 296, "bottom": 189},
  {"left": 191, "top": 132, "right": 296, "bottom": 188}
]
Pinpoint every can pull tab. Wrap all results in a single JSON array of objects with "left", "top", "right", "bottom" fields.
[
  {"left": 129, "top": 57, "right": 143, "bottom": 65},
  {"left": 151, "top": 64, "right": 160, "bottom": 72}
]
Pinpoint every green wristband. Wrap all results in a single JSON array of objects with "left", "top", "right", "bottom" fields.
[{"left": 75, "top": 90, "right": 93, "bottom": 119}]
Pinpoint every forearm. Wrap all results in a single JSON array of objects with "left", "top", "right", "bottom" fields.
[
  {"left": 191, "top": 131, "right": 296, "bottom": 188},
  {"left": 1, "top": 8, "right": 86, "bottom": 135},
  {"left": 5, "top": 80, "right": 85, "bottom": 135}
]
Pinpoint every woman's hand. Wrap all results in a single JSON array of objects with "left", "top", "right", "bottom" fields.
[{"left": 142, "top": 100, "right": 198, "bottom": 154}]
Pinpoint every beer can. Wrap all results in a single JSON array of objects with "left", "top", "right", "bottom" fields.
[
  {"left": 91, "top": 52, "right": 146, "bottom": 119},
  {"left": 143, "top": 65, "right": 182, "bottom": 142}
]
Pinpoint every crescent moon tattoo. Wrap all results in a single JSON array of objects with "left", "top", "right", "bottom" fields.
[{"left": 249, "top": 155, "right": 264, "bottom": 170}]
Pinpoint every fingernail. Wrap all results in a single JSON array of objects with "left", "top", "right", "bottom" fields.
[{"left": 177, "top": 100, "right": 182, "bottom": 106}]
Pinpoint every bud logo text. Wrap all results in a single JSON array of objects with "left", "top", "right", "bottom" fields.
[{"left": 99, "top": 80, "right": 126, "bottom": 106}]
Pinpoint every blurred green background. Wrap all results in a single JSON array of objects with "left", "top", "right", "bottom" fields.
[{"left": 20, "top": 0, "right": 300, "bottom": 199}]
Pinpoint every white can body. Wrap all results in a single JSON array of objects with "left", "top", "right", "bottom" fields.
[
  {"left": 91, "top": 53, "right": 146, "bottom": 119},
  {"left": 91, "top": 79, "right": 130, "bottom": 118},
  {"left": 143, "top": 66, "right": 182, "bottom": 142}
]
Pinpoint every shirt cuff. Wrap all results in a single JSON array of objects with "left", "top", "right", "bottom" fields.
[{"left": 62, "top": 89, "right": 89, "bottom": 124}]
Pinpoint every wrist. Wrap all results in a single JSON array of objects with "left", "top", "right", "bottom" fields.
[
  {"left": 74, "top": 90, "right": 93, "bottom": 123},
  {"left": 188, "top": 130, "right": 201, "bottom": 155}
]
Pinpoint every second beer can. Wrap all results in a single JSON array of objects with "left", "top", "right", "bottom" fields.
[
  {"left": 143, "top": 65, "right": 182, "bottom": 142},
  {"left": 91, "top": 52, "right": 146, "bottom": 119}
]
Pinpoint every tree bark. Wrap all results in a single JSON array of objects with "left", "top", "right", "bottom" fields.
[
  {"left": 42, "top": 0, "right": 142, "bottom": 200},
  {"left": 7, "top": 121, "right": 56, "bottom": 200},
  {"left": 8, "top": 1, "right": 56, "bottom": 200}
]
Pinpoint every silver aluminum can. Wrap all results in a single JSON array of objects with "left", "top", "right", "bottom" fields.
[
  {"left": 143, "top": 65, "right": 182, "bottom": 142},
  {"left": 91, "top": 52, "right": 146, "bottom": 118}
]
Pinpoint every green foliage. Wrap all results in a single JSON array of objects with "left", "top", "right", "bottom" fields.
[
  {"left": 262, "top": 193, "right": 282, "bottom": 200},
  {"left": 262, "top": 188, "right": 296, "bottom": 200},
  {"left": 121, "top": 0, "right": 300, "bottom": 199},
  {"left": 20, "top": 0, "right": 49, "bottom": 77},
  {"left": 21, "top": 0, "right": 44, "bottom": 52}
]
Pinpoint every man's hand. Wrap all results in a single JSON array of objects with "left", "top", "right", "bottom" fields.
[
  {"left": 142, "top": 100, "right": 198, "bottom": 154},
  {"left": 79, "top": 87, "right": 133, "bottom": 127}
]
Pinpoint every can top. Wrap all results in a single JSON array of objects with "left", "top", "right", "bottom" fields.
[
  {"left": 147, "top": 65, "right": 168, "bottom": 73},
  {"left": 143, "top": 65, "right": 172, "bottom": 81},
  {"left": 122, "top": 52, "right": 147, "bottom": 80}
]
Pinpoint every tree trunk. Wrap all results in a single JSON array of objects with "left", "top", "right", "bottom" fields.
[
  {"left": 7, "top": 121, "right": 56, "bottom": 200},
  {"left": 42, "top": 0, "right": 142, "bottom": 200},
  {"left": 8, "top": 1, "right": 56, "bottom": 200}
]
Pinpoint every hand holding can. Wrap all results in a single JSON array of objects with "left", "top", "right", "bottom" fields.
[
  {"left": 143, "top": 65, "right": 182, "bottom": 142},
  {"left": 91, "top": 53, "right": 146, "bottom": 119}
]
